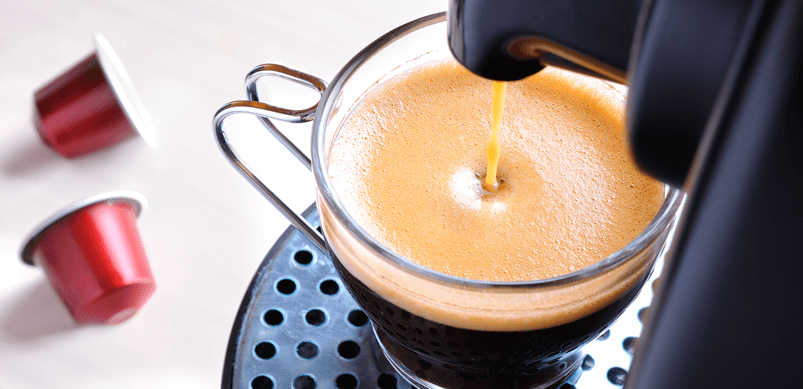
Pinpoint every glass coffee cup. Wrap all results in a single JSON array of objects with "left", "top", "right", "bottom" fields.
[{"left": 214, "top": 13, "right": 684, "bottom": 389}]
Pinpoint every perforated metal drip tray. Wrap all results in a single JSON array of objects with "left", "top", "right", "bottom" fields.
[{"left": 222, "top": 205, "right": 662, "bottom": 389}]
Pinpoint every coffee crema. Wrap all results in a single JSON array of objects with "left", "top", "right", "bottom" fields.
[{"left": 327, "top": 60, "right": 663, "bottom": 282}]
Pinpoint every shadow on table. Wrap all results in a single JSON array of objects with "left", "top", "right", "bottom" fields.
[
  {"left": 0, "top": 129, "right": 61, "bottom": 178},
  {"left": 0, "top": 279, "right": 77, "bottom": 340}
]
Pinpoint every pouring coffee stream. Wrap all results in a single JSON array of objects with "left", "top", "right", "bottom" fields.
[{"left": 482, "top": 81, "right": 507, "bottom": 192}]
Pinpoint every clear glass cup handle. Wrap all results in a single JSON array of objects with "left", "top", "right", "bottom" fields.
[{"left": 213, "top": 64, "right": 328, "bottom": 252}]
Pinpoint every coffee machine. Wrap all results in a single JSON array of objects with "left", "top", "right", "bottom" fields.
[{"left": 448, "top": 0, "right": 803, "bottom": 387}]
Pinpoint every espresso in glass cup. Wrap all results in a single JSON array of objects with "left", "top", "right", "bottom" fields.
[{"left": 215, "top": 13, "right": 683, "bottom": 389}]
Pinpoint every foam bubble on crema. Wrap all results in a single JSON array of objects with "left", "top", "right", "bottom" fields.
[{"left": 322, "top": 59, "right": 666, "bottom": 330}]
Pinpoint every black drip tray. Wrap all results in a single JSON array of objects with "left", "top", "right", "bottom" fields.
[{"left": 222, "top": 205, "right": 662, "bottom": 389}]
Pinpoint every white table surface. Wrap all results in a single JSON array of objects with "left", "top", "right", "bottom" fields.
[{"left": 0, "top": 1, "right": 445, "bottom": 388}]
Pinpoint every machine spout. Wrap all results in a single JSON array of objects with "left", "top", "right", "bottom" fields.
[{"left": 447, "top": 0, "right": 641, "bottom": 82}]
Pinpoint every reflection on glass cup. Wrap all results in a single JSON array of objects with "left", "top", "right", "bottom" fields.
[{"left": 214, "top": 13, "right": 683, "bottom": 389}]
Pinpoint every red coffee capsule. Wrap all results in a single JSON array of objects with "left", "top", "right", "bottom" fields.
[
  {"left": 20, "top": 191, "right": 156, "bottom": 325},
  {"left": 33, "top": 34, "right": 155, "bottom": 158}
]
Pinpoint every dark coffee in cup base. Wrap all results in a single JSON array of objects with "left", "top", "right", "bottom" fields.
[{"left": 334, "top": 258, "right": 645, "bottom": 388}]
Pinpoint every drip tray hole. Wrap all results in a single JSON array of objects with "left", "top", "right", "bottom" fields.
[{"left": 294, "top": 375, "right": 316, "bottom": 389}]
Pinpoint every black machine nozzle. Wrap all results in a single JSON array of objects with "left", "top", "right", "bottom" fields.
[{"left": 447, "top": 0, "right": 639, "bottom": 83}]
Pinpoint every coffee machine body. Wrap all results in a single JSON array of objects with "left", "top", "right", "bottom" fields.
[{"left": 448, "top": 0, "right": 803, "bottom": 387}]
